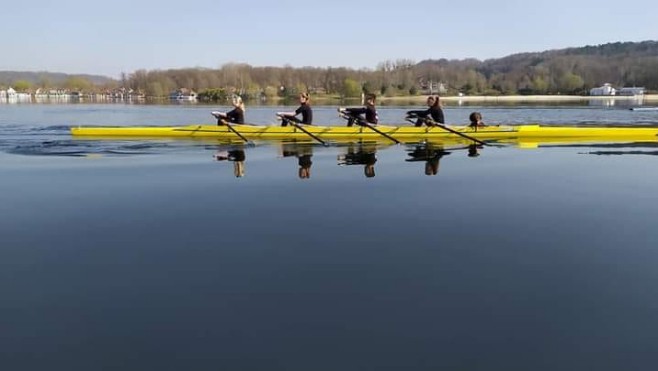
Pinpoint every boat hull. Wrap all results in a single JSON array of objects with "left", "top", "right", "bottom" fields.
[{"left": 70, "top": 124, "right": 658, "bottom": 143}]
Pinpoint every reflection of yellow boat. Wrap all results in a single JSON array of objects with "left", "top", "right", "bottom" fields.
[{"left": 70, "top": 124, "right": 658, "bottom": 144}]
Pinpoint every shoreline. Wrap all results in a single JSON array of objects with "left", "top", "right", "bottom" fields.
[{"left": 379, "top": 94, "right": 658, "bottom": 103}]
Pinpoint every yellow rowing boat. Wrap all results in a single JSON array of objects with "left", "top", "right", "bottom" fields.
[{"left": 70, "top": 124, "right": 658, "bottom": 144}]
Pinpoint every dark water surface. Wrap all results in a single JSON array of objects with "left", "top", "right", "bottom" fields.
[{"left": 2, "top": 103, "right": 658, "bottom": 370}]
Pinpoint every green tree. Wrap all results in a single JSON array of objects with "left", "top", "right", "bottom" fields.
[
  {"left": 532, "top": 76, "right": 549, "bottom": 94},
  {"left": 64, "top": 77, "right": 93, "bottom": 92},
  {"left": 12, "top": 80, "right": 33, "bottom": 92},
  {"left": 147, "top": 81, "right": 165, "bottom": 97},
  {"left": 342, "top": 78, "right": 362, "bottom": 98},
  {"left": 558, "top": 72, "right": 584, "bottom": 93}
]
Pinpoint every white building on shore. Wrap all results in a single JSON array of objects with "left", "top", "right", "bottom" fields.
[
  {"left": 617, "top": 87, "right": 645, "bottom": 96},
  {"left": 590, "top": 83, "right": 616, "bottom": 96},
  {"left": 169, "top": 88, "right": 197, "bottom": 101}
]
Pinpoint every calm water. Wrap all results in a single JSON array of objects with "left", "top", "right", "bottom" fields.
[{"left": 2, "top": 103, "right": 658, "bottom": 370}]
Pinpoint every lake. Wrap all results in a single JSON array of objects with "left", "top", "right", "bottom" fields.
[{"left": 2, "top": 102, "right": 658, "bottom": 370}]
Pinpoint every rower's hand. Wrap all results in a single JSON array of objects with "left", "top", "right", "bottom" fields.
[{"left": 211, "top": 111, "right": 224, "bottom": 118}]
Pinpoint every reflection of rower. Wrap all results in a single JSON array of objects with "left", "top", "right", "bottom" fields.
[
  {"left": 337, "top": 143, "right": 377, "bottom": 178},
  {"left": 214, "top": 147, "right": 246, "bottom": 177},
  {"left": 281, "top": 142, "right": 314, "bottom": 179},
  {"left": 406, "top": 143, "right": 451, "bottom": 176}
]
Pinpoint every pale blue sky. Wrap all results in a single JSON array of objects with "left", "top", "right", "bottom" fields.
[{"left": 3, "top": 0, "right": 657, "bottom": 78}]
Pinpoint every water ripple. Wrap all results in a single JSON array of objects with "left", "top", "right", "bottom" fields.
[{"left": 2, "top": 139, "right": 176, "bottom": 157}]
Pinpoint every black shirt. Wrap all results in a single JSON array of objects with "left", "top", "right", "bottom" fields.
[
  {"left": 346, "top": 105, "right": 378, "bottom": 124},
  {"left": 408, "top": 106, "right": 444, "bottom": 124},
  {"left": 295, "top": 103, "right": 313, "bottom": 124},
  {"left": 225, "top": 107, "right": 245, "bottom": 124},
  {"left": 427, "top": 106, "right": 444, "bottom": 124}
]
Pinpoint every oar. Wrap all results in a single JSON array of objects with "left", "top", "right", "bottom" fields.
[
  {"left": 211, "top": 113, "right": 253, "bottom": 145},
  {"left": 358, "top": 119, "right": 400, "bottom": 144},
  {"left": 225, "top": 123, "right": 253, "bottom": 144},
  {"left": 339, "top": 112, "right": 400, "bottom": 144},
  {"left": 278, "top": 115, "right": 329, "bottom": 146},
  {"left": 411, "top": 117, "right": 488, "bottom": 146}
]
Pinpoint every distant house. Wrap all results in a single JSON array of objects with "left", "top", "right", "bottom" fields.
[
  {"left": 169, "top": 88, "right": 197, "bottom": 101},
  {"left": 617, "top": 87, "right": 645, "bottom": 96},
  {"left": 418, "top": 79, "right": 448, "bottom": 95},
  {"left": 590, "top": 83, "right": 616, "bottom": 96},
  {"left": 3, "top": 87, "right": 31, "bottom": 101},
  {"left": 0, "top": 89, "right": 6, "bottom": 99}
]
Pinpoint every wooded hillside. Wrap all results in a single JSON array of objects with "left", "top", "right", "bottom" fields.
[{"left": 3, "top": 41, "right": 656, "bottom": 99}]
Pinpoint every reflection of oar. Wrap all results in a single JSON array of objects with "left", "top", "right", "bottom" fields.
[
  {"left": 409, "top": 117, "right": 488, "bottom": 146},
  {"left": 279, "top": 115, "right": 328, "bottom": 146},
  {"left": 340, "top": 112, "right": 400, "bottom": 144}
]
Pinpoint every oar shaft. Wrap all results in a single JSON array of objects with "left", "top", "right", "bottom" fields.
[
  {"left": 281, "top": 116, "right": 328, "bottom": 146},
  {"left": 357, "top": 118, "right": 400, "bottom": 144},
  {"left": 291, "top": 122, "right": 328, "bottom": 146},
  {"left": 422, "top": 118, "right": 488, "bottom": 146},
  {"left": 440, "top": 125, "right": 488, "bottom": 146},
  {"left": 365, "top": 123, "right": 400, "bottom": 144},
  {"left": 226, "top": 123, "right": 251, "bottom": 144},
  {"left": 212, "top": 112, "right": 252, "bottom": 144},
  {"left": 338, "top": 111, "right": 400, "bottom": 144}
]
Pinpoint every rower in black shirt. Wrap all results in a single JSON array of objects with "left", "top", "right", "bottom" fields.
[
  {"left": 277, "top": 92, "right": 313, "bottom": 126},
  {"left": 468, "top": 111, "right": 486, "bottom": 128},
  {"left": 339, "top": 93, "right": 378, "bottom": 127},
  {"left": 212, "top": 95, "right": 245, "bottom": 125},
  {"left": 406, "top": 95, "right": 445, "bottom": 126}
]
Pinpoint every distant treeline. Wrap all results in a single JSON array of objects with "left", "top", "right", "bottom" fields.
[
  {"left": 0, "top": 71, "right": 114, "bottom": 92},
  {"left": 3, "top": 41, "right": 658, "bottom": 99}
]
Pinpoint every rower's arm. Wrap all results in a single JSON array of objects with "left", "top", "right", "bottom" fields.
[
  {"left": 342, "top": 107, "right": 367, "bottom": 116},
  {"left": 406, "top": 109, "right": 428, "bottom": 117}
]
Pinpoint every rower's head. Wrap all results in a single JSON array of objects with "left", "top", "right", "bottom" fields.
[
  {"left": 365, "top": 94, "right": 376, "bottom": 106},
  {"left": 427, "top": 95, "right": 440, "bottom": 108},
  {"left": 299, "top": 92, "right": 309, "bottom": 104},
  {"left": 232, "top": 95, "right": 245, "bottom": 110},
  {"left": 469, "top": 111, "right": 483, "bottom": 127}
]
